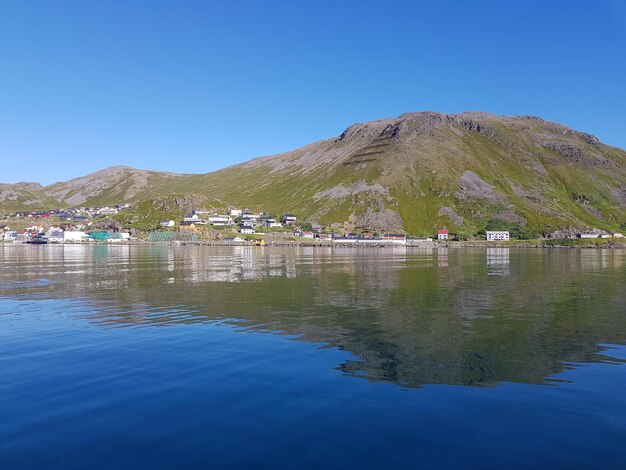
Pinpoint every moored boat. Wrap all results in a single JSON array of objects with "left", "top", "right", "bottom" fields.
[{"left": 27, "top": 234, "right": 48, "bottom": 244}]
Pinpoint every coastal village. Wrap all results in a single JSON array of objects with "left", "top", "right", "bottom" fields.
[{"left": 0, "top": 203, "right": 623, "bottom": 246}]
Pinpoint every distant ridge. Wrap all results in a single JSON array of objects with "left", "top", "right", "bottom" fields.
[{"left": 1, "top": 111, "right": 625, "bottom": 235}]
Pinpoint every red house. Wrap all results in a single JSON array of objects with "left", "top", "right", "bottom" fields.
[{"left": 437, "top": 229, "right": 449, "bottom": 240}]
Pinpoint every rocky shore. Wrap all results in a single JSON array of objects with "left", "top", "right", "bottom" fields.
[
  {"left": 4, "top": 239, "right": 624, "bottom": 249},
  {"left": 134, "top": 239, "right": 626, "bottom": 249}
]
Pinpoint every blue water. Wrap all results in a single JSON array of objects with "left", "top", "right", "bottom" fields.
[{"left": 1, "top": 245, "right": 625, "bottom": 468}]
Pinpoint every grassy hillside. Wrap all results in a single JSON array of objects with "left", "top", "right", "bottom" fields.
[{"left": 2, "top": 112, "right": 625, "bottom": 236}]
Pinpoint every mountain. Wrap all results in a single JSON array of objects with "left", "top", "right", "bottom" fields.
[
  {"left": 2, "top": 111, "right": 625, "bottom": 235},
  {"left": 0, "top": 166, "right": 181, "bottom": 209}
]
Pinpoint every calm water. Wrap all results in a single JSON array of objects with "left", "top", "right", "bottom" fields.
[{"left": 1, "top": 245, "right": 625, "bottom": 469}]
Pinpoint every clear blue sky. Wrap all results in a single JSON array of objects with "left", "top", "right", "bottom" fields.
[{"left": 1, "top": 0, "right": 625, "bottom": 185}]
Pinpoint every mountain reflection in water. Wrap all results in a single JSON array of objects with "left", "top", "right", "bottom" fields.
[{"left": 1, "top": 244, "right": 625, "bottom": 389}]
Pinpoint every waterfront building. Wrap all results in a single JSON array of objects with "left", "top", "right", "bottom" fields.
[
  {"left": 486, "top": 231, "right": 510, "bottom": 241},
  {"left": 63, "top": 231, "right": 89, "bottom": 242}
]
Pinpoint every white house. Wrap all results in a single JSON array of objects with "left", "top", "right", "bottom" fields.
[
  {"left": 578, "top": 233, "right": 599, "bottom": 239},
  {"left": 613, "top": 233, "right": 624, "bottom": 238},
  {"left": 160, "top": 220, "right": 176, "bottom": 228},
  {"left": 228, "top": 209, "right": 243, "bottom": 217},
  {"left": 486, "top": 231, "right": 510, "bottom": 241},
  {"left": 437, "top": 229, "right": 449, "bottom": 240},
  {"left": 183, "top": 213, "right": 200, "bottom": 223},
  {"left": 209, "top": 215, "right": 233, "bottom": 226},
  {"left": 240, "top": 225, "right": 254, "bottom": 234},
  {"left": 63, "top": 231, "right": 89, "bottom": 242}
]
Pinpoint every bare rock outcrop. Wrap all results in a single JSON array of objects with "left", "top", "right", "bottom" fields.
[
  {"left": 313, "top": 181, "right": 390, "bottom": 201},
  {"left": 492, "top": 209, "right": 526, "bottom": 226},
  {"left": 438, "top": 206, "right": 464, "bottom": 226},
  {"left": 355, "top": 208, "right": 404, "bottom": 232},
  {"left": 543, "top": 142, "right": 587, "bottom": 162},
  {"left": 455, "top": 171, "right": 506, "bottom": 203}
]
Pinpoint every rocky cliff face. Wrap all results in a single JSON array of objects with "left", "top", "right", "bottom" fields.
[{"left": 2, "top": 112, "right": 625, "bottom": 235}]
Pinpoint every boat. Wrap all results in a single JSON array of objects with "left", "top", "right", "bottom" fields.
[{"left": 27, "top": 234, "right": 48, "bottom": 244}]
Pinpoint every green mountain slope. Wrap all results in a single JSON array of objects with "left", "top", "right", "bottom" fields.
[{"left": 2, "top": 112, "right": 625, "bottom": 235}]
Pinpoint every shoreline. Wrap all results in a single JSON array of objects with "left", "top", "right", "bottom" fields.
[{"left": 3, "top": 240, "right": 625, "bottom": 249}]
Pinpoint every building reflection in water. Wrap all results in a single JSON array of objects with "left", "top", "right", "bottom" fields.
[
  {"left": 437, "top": 248, "right": 448, "bottom": 268},
  {"left": 486, "top": 248, "right": 510, "bottom": 276},
  {"left": 155, "top": 246, "right": 307, "bottom": 284},
  {"left": 2, "top": 244, "right": 626, "bottom": 390},
  {"left": 580, "top": 249, "right": 617, "bottom": 271}
]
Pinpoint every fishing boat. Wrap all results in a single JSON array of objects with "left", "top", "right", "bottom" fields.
[{"left": 27, "top": 234, "right": 48, "bottom": 244}]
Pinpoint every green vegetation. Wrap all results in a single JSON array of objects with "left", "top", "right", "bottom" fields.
[
  {"left": 259, "top": 226, "right": 292, "bottom": 233},
  {"left": 1, "top": 112, "right": 624, "bottom": 237}
]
